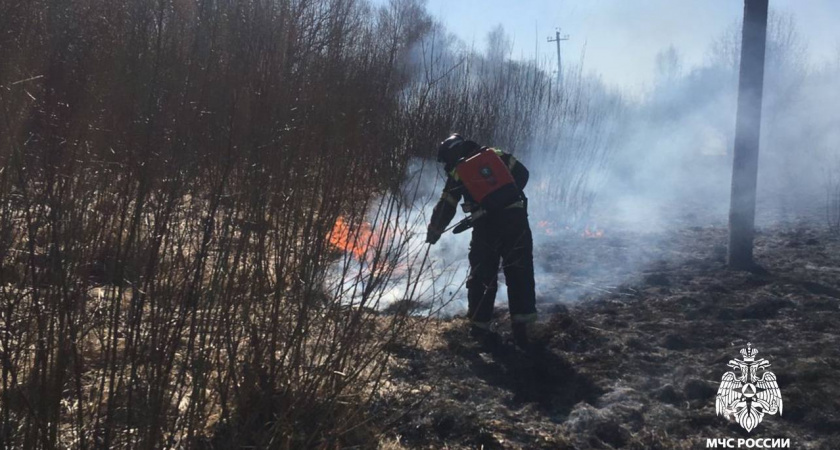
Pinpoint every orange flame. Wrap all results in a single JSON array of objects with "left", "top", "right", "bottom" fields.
[
  {"left": 536, "top": 220, "right": 556, "bottom": 236},
  {"left": 329, "top": 216, "right": 374, "bottom": 259},
  {"left": 537, "top": 220, "right": 604, "bottom": 239},
  {"left": 583, "top": 226, "right": 604, "bottom": 239},
  {"left": 327, "top": 216, "right": 411, "bottom": 279}
]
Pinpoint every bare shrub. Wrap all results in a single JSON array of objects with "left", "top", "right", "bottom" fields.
[
  {"left": 0, "top": 1, "right": 629, "bottom": 447},
  {"left": 0, "top": 0, "right": 438, "bottom": 447}
]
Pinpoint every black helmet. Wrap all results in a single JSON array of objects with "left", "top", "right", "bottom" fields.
[
  {"left": 437, "top": 133, "right": 481, "bottom": 164},
  {"left": 437, "top": 134, "right": 465, "bottom": 163}
]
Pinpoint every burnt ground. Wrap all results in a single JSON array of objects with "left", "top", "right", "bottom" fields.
[{"left": 376, "top": 223, "right": 840, "bottom": 449}]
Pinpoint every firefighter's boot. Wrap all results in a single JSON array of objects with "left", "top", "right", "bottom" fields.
[
  {"left": 512, "top": 322, "right": 529, "bottom": 349},
  {"left": 470, "top": 324, "right": 501, "bottom": 349}
]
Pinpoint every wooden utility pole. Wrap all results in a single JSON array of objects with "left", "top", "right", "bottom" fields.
[
  {"left": 728, "top": 0, "right": 769, "bottom": 270},
  {"left": 547, "top": 28, "right": 570, "bottom": 85}
]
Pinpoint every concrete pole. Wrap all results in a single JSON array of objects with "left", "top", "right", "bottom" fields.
[
  {"left": 728, "top": 0, "right": 769, "bottom": 270},
  {"left": 547, "top": 29, "right": 569, "bottom": 85}
]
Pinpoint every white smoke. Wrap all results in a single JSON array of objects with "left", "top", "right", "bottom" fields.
[{"left": 327, "top": 9, "right": 840, "bottom": 314}]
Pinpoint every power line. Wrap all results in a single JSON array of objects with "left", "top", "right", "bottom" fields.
[{"left": 547, "top": 28, "right": 570, "bottom": 85}]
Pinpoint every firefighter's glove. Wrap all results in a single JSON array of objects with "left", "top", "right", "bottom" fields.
[{"left": 426, "top": 227, "right": 442, "bottom": 245}]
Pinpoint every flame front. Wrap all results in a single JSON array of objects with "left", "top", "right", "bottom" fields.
[
  {"left": 536, "top": 220, "right": 603, "bottom": 239},
  {"left": 583, "top": 226, "right": 605, "bottom": 239},
  {"left": 536, "top": 220, "right": 556, "bottom": 236},
  {"left": 329, "top": 216, "right": 374, "bottom": 259},
  {"left": 328, "top": 215, "right": 414, "bottom": 280}
]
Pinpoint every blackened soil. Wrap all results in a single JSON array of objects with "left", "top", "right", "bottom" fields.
[{"left": 379, "top": 224, "right": 840, "bottom": 449}]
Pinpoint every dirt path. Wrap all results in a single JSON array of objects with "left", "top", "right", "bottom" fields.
[{"left": 380, "top": 225, "right": 840, "bottom": 449}]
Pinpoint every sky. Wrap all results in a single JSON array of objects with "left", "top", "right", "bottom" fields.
[{"left": 394, "top": 0, "right": 840, "bottom": 92}]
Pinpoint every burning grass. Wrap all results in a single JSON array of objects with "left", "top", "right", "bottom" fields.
[
  {"left": 534, "top": 220, "right": 605, "bottom": 240},
  {"left": 329, "top": 216, "right": 378, "bottom": 260},
  {"left": 582, "top": 226, "right": 605, "bottom": 239}
]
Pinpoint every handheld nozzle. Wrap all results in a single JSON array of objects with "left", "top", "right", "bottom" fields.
[
  {"left": 445, "top": 209, "right": 486, "bottom": 235},
  {"left": 452, "top": 218, "right": 473, "bottom": 234}
]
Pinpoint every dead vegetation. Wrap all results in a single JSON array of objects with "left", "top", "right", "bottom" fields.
[
  {"left": 0, "top": 0, "right": 441, "bottom": 447},
  {"left": 0, "top": 0, "right": 621, "bottom": 447}
]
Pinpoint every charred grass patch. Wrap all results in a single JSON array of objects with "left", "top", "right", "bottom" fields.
[{"left": 380, "top": 224, "right": 840, "bottom": 449}]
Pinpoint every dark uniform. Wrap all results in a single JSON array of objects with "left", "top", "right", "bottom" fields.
[{"left": 427, "top": 147, "right": 537, "bottom": 330}]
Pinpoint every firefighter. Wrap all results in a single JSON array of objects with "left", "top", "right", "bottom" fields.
[{"left": 426, "top": 134, "right": 537, "bottom": 348}]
